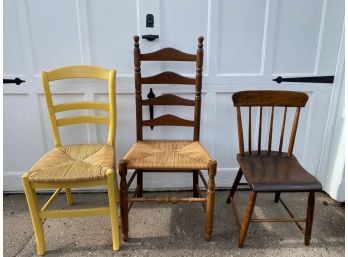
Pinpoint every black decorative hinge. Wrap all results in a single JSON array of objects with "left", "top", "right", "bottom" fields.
[
  {"left": 3, "top": 77, "right": 25, "bottom": 85},
  {"left": 273, "top": 76, "right": 334, "bottom": 84},
  {"left": 147, "top": 88, "right": 156, "bottom": 130}
]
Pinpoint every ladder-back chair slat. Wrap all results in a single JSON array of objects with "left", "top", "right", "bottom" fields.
[
  {"left": 142, "top": 94, "right": 195, "bottom": 106},
  {"left": 141, "top": 47, "right": 196, "bottom": 62},
  {"left": 47, "top": 65, "right": 110, "bottom": 81},
  {"left": 134, "top": 36, "right": 204, "bottom": 141},
  {"left": 53, "top": 102, "right": 109, "bottom": 113},
  {"left": 142, "top": 114, "right": 195, "bottom": 127},
  {"left": 41, "top": 66, "right": 116, "bottom": 147},
  {"left": 141, "top": 71, "right": 195, "bottom": 85},
  {"left": 56, "top": 116, "right": 109, "bottom": 127}
]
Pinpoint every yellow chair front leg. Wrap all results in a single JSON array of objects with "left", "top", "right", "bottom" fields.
[
  {"left": 22, "top": 173, "right": 45, "bottom": 256},
  {"left": 65, "top": 188, "right": 74, "bottom": 205},
  {"left": 106, "top": 169, "right": 120, "bottom": 251}
]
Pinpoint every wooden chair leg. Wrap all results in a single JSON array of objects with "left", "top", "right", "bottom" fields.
[
  {"left": 239, "top": 191, "right": 257, "bottom": 248},
  {"left": 65, "top": 188, "right": 74, "bottom": 205},
  {"left": 193, "top": 170, "right": 199, "bottom": 197},
  {"left": 274, "top": 192, "right": 280, "bottom": 203},
  {"left": 22, "top": 173, "right": 45, "bottom": 256},
  {"left": 227, "top": 168, "right": 243, "bottom": 203},
  {"left": 119, "top": 160, "right": 129, "bottom": 242},
  {"left": 114, "top": 164, "right": 120, "bottom": 202},
  {"left": 106, "top": 169, "right": 120, "bottom": 251},
  {"left": 304, "top": 192, "right": 315, "bottom": 245},
  {"left": 136, "top": 170, "right": 143, "bottom": 197},
  {"left": 204, "top": 161, "right": 216, "bottom": 241}
]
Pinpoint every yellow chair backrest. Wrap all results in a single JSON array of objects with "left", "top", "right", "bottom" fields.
[{"left": 41, "top": 65, "right": 116, "bottom": 147}]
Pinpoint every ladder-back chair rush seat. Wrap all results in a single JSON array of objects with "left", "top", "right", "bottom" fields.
[
  {"left": 119, "top": 36, "right": 217, "bottom": 242},
  {"left": 226, "top": 90, "right": 322, "bottom": 248},
  {"left": 22, "top": 65, "right": 120, "bottom": 255}
]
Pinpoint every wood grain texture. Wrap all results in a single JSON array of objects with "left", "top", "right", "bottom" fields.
[
  {"left": 134, "top": 36, "right": 143, "bottom": 140},
  {"left": 142, "top": 94, "right": 195, "bottom": 106},
  {"left": 237, "top": 151, "right": 322, "bottom": 192},
  {"left": 228, "top": 90, "right": 321, "bottom": 248},
  {"left": 232, "top": 90, "right": 308, "bottom": 107},
  {"left": 141, "top": 47, "right": 196, "bottom": 61},
  {"left": 142, "top": 114, "right": 194, "bottom": 127},
  {"left": 141, "top": 71, "right": 195, "bottom": 85}
]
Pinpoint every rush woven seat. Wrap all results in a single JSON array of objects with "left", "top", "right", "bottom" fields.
[
  {"left": 119, "top": 37, "right": 217, "bottom": 243},
  {"left": 28, "top": 144, "right": 114, "bottom": 183},
  {"left": 22, "top": 65, "right": 120, "bottom": 255},
  {"left": 124, "top": 140, "right": 212, "bottom": 170}
]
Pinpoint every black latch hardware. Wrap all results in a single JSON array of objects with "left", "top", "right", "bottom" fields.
[
  {"left": 273, "top": 76, "right": 334, "bottom": 84},
  {"left": 3, "top": 78, "right": 25, "bottom": 85},
  {"left": 142, "top": 34, "right": 159, "bottom": 41},
  {"left": 147, "top": 88, "right": 156, "bottom": 130},
  {"left": 146, "top": 14, "right": 154, "bottom": 28}
]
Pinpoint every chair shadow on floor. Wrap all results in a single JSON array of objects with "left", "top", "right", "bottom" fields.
[{"left": 8, "top": 191, "right": 344, "bottom": 256}]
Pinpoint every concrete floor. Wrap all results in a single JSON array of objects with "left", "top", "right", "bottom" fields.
[{"left": 4, "top": 191, "right": 344, "bottom": 257}]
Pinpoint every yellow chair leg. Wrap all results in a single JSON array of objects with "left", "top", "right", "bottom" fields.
[
  {"left": 22, "top": 173, "right": 45, "bottom": 256},
  {"left": 106, "top": 169, "right": 120, "bottom": 251},
  {"left": 65, "top": 188, "right": 74, "bottom": 205}
]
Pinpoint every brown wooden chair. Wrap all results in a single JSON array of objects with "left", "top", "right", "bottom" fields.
[
  {"left": 226, "top": 90, "right": 322, "bottom": 248},
  {"left": 118, "top": 36, "right": 217, "bottom": 242}
]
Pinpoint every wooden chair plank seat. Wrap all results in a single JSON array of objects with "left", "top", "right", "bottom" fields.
[
  {"left": 123, "top": 140, "right": 212, "bottom": 170},
  {"left": 28, "top": 144, "right": 114, "bottom": 183},
  {"left": 237, "top": 151, "right": 322, "bottom": 192}
]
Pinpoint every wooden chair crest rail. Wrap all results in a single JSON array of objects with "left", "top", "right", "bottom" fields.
[
  {"left": 22, "top": 65, "right": 120, "bottom": 255},
  {"left": 119, "top": 36, "right": 217, "bottom": 242},
  {"left": 226, "top": 90, "right": 322, "bottom": 248}
]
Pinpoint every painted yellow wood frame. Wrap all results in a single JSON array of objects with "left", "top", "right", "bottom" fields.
[{"left": 22, "top": 65, "right": 119, "bottom": 255}]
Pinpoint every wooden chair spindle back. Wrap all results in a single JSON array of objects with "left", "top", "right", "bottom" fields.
[{"left": 232, "top": 91, "right": 308, "bottom": 157}]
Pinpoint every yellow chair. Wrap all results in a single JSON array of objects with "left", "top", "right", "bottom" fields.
[{"left": 22, "top": 65, "right": 120, "bottom": 255}]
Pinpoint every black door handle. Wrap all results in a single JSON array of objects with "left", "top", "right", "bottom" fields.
[
  {"left": 3, "top": 77, "right": 25, "bottom": 85},
  {"left": 142, "top": 34, "right": 159, "bottom": 41}
]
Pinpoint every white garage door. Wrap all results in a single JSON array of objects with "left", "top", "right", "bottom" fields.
[{"left": 3, "top": 0, "right": 344, "bottom": 199}]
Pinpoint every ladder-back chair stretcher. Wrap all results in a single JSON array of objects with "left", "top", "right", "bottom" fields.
[
  {"left": 22, "top": 65, "right": 120, "bottom": 255},
  {"left": 119, "top": 36, "right": 217, "bottom": 242},
  {"left": 226, "top": 90, "right": 322, "bottom": 248}
]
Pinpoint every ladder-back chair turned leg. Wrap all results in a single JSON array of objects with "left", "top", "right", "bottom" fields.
[{"left": 119, "top": 160, "right": 129, "bottom": 242}]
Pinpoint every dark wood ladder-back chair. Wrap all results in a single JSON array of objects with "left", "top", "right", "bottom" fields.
[
  {"left": 119, "top": 36, "right": 217, "bottom": 242},
  {"left": 226, "top": 90, "right": 322, "bottom": 248}
]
